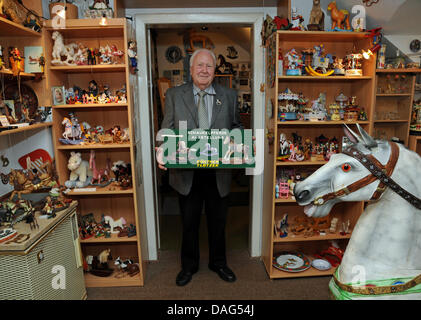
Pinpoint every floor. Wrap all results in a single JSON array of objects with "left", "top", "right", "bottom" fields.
[{"left": 86, "top": 204, "right": 331, "bottom": 300}]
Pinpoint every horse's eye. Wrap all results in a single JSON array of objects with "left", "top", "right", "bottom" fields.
[{"left": 341, "top": 163, "right": 352, "bottom": 172}]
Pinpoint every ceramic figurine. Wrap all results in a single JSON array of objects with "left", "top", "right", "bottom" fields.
[
  {"left": 23, "top": 13, "right": 41, "bottom": 32},
  {"left": 307, "top": 0, "right": 324, "bottom": 31},
  {"left": 290, "top": 7, "right": 306, "bottom": 31},
  {"left": 128, "top": 40, "right": 138, "bottom": 73},
  {"left": 278, "top": 133, "right": 290, "bottom": 158},
  {"left": 333, "top": 56, "right": 345, "bottom": 75},
  {"left": 344, "top": 52, "right": 363, "bottom": 76},
  {"left": 8, "top": 47, "right": 24, "bottom": 76},
  {"left": 327, "top": 1, "right": 351, "bottom": 31},
  {"left": 285, "top": 48, "right": 303, "bottom": 76}
]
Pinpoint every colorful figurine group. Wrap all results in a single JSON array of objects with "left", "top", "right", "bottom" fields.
[
  {"left": 59, "top": 111, "right": 130, "bottom": 146},
  {"left": 64, "top": 81, "right": 127, "bottom": 105},
  {"left": 79, "top": 213, "right": 136, "bottom": 241},
  {"left": 277, "top": 132, "right": 339, "bottom": 163},
  {"left": 51, "top": 31, "right": 125, "bottom": 66},
  {"left": 281, "top": 44, "right": 363, "bottom": 77},
  {"left": 277, "top": 89, "right": 367, "bottom": 123}
]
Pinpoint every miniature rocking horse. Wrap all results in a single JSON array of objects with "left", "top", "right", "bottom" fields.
[
  {"left": 327, "top": 1, "right": 351, "bottom": 31},
  {"left": 222, "top": 136, "right": 251, "bottom": 163},
  {"left": 294, "top": 124, "right": 421, "bottom": 299}
]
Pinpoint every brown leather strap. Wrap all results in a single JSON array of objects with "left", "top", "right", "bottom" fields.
[
  {"left": 333, "top": 268, "right": 421, "bottom": 295},
  {"left": 369, "top": 142, "right": 399, "bottom": 200}
]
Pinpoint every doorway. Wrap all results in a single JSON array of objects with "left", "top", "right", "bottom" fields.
[{"left": 135, "top": 13, "right": 264, "bottom": 261}]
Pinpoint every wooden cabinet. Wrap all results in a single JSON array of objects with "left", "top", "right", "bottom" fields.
[
  {"left": 373, "top": 69, "right": 420, "bottom": 145},
  {"left": 44, "top": 19, "right": 145, "bottom": 287},
  {"left": 262, "top": 31, "right": 376, "bottom": 279}
]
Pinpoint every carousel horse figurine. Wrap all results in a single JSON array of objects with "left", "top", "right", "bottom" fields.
[
  {"left": 327, "top": 1, "right": 351, "bottom": 31},
  {"left": 294, "top": 123, "right": 421, "bottom": 299}
]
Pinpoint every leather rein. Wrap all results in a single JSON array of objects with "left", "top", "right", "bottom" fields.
[{"left": 312, "top": 142, "right": 421, "bottom": 210}]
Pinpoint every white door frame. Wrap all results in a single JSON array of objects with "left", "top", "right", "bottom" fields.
[{"left": 135, "top": 12, "right": 264, "bottom": 261}]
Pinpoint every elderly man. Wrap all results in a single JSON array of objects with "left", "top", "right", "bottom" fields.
[{"left": 158, "top": 48, "right": 243, "bottom": 286}]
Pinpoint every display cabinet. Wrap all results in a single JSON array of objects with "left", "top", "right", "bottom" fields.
[
  {"left": 44, "top": 18, "right": 145, "bottom": 287},
  {"left": 373, "top": 69, "right": 421, "bottom": 145},
  {"left": 262, "top": 30, "right": 376, "bottom": 279}
]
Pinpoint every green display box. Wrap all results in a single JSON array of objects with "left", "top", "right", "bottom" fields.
[{"left": 157, "top": 128, "right": 255, "bottom": 168}]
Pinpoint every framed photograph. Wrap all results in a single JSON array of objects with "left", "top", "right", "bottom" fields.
[
  {"left": 24, "top": 46, "right": 43, "bottom": 73},
  {"left": 52, "top": 86, "right": 65, "bottom": 105}
]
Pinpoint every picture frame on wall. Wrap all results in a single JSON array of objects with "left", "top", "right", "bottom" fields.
[
  {"left": 24, "top": 46, "right": 44, "bottom": 73},
  {"left": 52, "top": 86, "right": 65, "bottom": 105}
]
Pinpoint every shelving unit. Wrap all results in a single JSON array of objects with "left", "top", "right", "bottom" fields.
[
  {"left": 409, "top": 135, "right": 421, "bottom": 155},
  {"left": 372, "top": 69, "right": 418, "bottom": 145},
  {"left": 45, "top": 19, "right": 145, "bottom": 287},
  {"left": 262, "top": 30, "right": 376, "bottom": 279}
]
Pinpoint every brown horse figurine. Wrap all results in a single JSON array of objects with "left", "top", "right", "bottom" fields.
[
  {"left": 327, "top": 1, "right": 351, "bottom": 30},
  {"left": 1, "top": 163, "right": 57, "bottom": 200}
]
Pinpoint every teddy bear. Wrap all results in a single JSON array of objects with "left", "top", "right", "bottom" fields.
[{"left": 65, "top": 152, "right": 92, "bottom": 188}]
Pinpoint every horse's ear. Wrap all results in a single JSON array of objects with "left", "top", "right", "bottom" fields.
[
  {"left": 342, "top": 124, "right": 362, "bottom": 144},
  {"left": 356, "top": 123, "right": 378, "bottom": 149}
]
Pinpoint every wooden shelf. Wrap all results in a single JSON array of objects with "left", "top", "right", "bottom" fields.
[
  {"left": 376, "top": 68, "right": 421, "bottom": 73},
  {"left": 84, "top": 271, "right": 142, "bottom": 288},
  {"left": 0, "top": 16, "right": 42, "bottom": 37},
  {"left": 53, "top": 103, "right": 128, "bottom": 109},
  {"left": 276, "top": 160, "right": 328, "bottom": 166},
  {"left": 49, "top": 64, "right": 126, "bottom": 73},
  {"left": 57, "top": 143, "right": 131, "bottom": 150},
  {"left": 376, "top": 93, "right": 412, "bottom": 97},
  {"left": 275, "top": 196, "right": 296, "bottom": 203},
  {"left": 277, "top": 121, "right": 370, "bottom": 126},
  {"left": 274, "top": 232, "right": 351, "bottom": 243},
  {"left": 275, "top": 30, "right": 370, "bottom": 42},
  {"left": 0, "top": 69, "right": 37, "bottom": 79},
  {"left": 270, "top": 263, "right": 335, "bottom": 278},
  {"left": 278, "top": 75, "right": 372, "bottom": 81},
  {"left": 44, "top": 18, "right": 125, "bottom": 38},
  {"left": 0, "top": 122, "right": 52, "bottom": 137},
  {"left": 66, "top": 186, "right": 133, "bottom": 196},
  {"left": 80, "top": 233, "right": 137, "bottom": 244},
  {"left": 373, "top": 120, "right": 409, "bottom": 123}
]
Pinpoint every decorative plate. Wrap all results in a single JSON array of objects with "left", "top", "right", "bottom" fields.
[
  {"left": 410, "top": 39, "right": 420, "bottom": 53},
  {"left": 273, "top": 251, "right": 311, "bottom": 272},
  {"left": 311, "top": 259, "right": 331, "bottom": 271},
  {"left": 4, "top": 83, "right": 38, "bottom": 121},
  {"left": 165, "top": 46, "right": 183, "bottom": 64}
]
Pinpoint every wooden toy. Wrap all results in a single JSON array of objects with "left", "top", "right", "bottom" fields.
[{"left": 327, "top": 1, "right": 351, "bottom": 31}]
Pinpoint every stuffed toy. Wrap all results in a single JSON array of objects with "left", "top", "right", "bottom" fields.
[{"left": 65, "top": 152, "right": 92, "bottom": 188}]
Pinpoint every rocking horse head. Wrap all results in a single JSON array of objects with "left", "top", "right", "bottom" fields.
[{"left": 294, "top": 123, "right": 421, "bottom": 218}]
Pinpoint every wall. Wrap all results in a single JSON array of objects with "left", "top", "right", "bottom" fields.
[{"left": 155, "top": 28, "right": 251, "bottom": 82}]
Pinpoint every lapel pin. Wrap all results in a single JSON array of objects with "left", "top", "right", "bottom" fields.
[{"left": 216, "top": 99, "right": 222, "bottom": 106}]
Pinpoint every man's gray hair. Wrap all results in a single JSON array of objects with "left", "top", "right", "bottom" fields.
[{"left": 189, "top": 48, "right": 217, "bottom": 68}]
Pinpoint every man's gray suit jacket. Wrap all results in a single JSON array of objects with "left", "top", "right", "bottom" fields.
[{"left": 160, "top": 81, "right": 243, "bottom": 197}]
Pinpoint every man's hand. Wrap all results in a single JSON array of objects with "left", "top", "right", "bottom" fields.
[{"left": 155, "top": 146, "right": 167, "bottom": 171}]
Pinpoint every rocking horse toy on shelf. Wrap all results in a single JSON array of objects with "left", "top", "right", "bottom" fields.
[
  {"left": 294, "top": 123, "right": 421, "bottom": 299},
  {"left": 327, "top": 1, "right": 352, "bottom": 32}
]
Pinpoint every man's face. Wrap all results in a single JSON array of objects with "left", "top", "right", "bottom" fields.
[{"left": 190, "top": 51, "right": 215, "bottom": 90}]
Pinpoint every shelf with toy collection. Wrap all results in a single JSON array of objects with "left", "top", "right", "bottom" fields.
[
  {"left": 373, "top": 69, "right": 417, "bottom": 145},
  {"left": 45, "top": 18, "right": 144, "bottom": 287},
  {"left": 0, "top": 0, "right": 50, "bottom": 137},
  {"left": 262, "top": 29, "right": 376, "bottom": 279}
]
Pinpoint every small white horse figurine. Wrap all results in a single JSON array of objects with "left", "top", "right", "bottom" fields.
[
  {"left": 294, "top": 124, "right": 421, "bottom": 299},
  {"left": 62, "top": 117, "right": 83, "bottom": 140},
  {"left": 103, "top": 215, "right": 126, "bottom": 234},
  {"left": 222, "top": 136, "right": 250, "bottom": 163},
  {"left": 51, "top": 31, "right": 77, "bottom": 65}
]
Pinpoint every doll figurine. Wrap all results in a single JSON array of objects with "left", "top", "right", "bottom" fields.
[
  {"left": 88, "top": 80, "right": 98, "bottom": 96},
  {"left": 9, "top": 47, "right": 24, "bottom": 76},
  {"left": 127, "top": 40, "right": 138, "bottom": 73}
]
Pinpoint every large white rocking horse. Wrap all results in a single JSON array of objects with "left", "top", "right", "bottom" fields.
[{"left": 294, "top": 124, "right": 421, "bottom": 299}]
